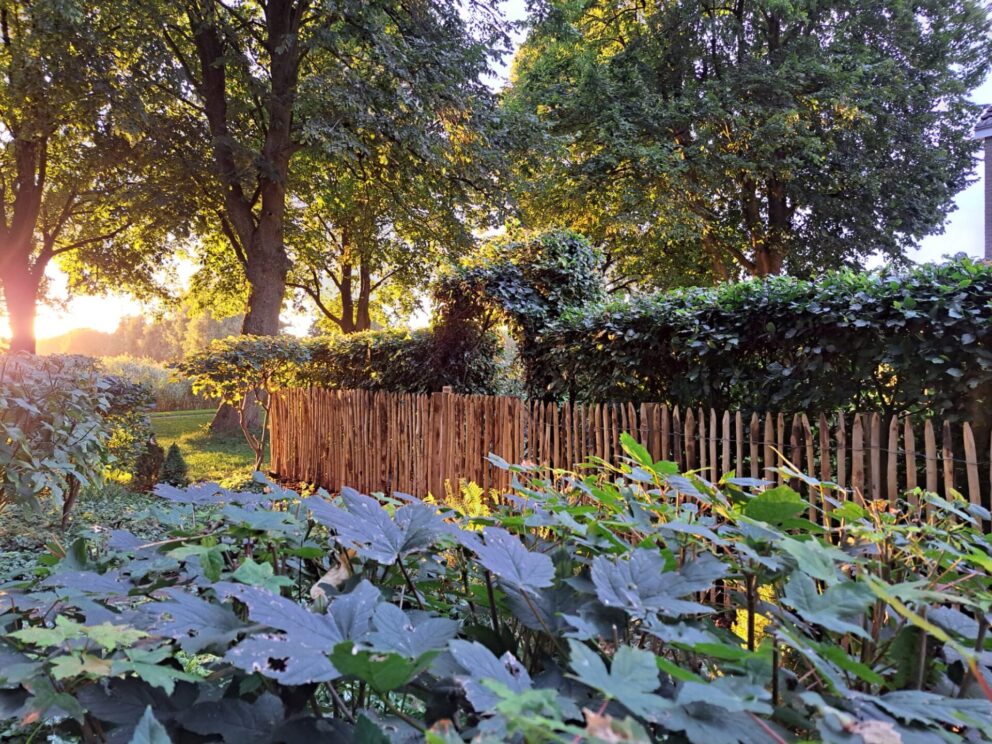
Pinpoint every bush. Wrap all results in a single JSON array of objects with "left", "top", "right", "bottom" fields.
[
  {"left": 529, "top": 257, "right": 992, "bottom": 419},
  {"left": 1, "top": 451, "right": 990, "bottom": 742},
  {"left": 160, "top": 443, "right": 189, "bottom": 487},
  {"left": 100, "top": 354, "right": 211, "bottom": 411},
  {"left": 300, "top": 328, "right": 504, "bottom": 395},
  {"left": 435, "top": 230, "right": 605, "bottom": 395},
  {"left": 0, "top": 354, "right": 153, "bottom": 520},
  {"left": 178, "top": 335, "right": 310, "bottom": 470},
  {"left": 130, "top": 435, "right": 165, "bottom": 493}
]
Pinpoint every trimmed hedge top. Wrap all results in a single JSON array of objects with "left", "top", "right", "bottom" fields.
[{"left": 528, "top": 258, "right": 992, "bottom": 419}]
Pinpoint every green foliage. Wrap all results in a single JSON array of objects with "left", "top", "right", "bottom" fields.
[
  {"left": 0, "top": 0, "right": 194, "bottom": 352},
  {"left": 149, "top": 410, "right": 257, "bottom": 484},
  {"left": 160, "top": 444, "right": 188, "bottom": 488},
  {"left": 0, "top": 354, "right": 152, "bottom": 518},
  {"left": 527, "top": 257, "right": 992, "bottom": 418},
  {"left": 101, "top": 356, "right": 210, "bottom": 412},
  {"left": 2, "top": 452, "right": 990, "bottom": 742},
  {"left": 131, "top": 438, "right": 165, "bottom": 494},
  {"left": 436, "top": 230, "right": 605, "bottom": 339},
  {"left": 178, "top": 336, "right": 310, "bottom": 470},
  {"left": 435, "top": 230, "right": 605, "bottom": 393},
  {"left": 300, "top": 328, "right": 503, "bottom": 396},
  {"left": 506, "top": 0, "right": 992, "bottom": 284}
]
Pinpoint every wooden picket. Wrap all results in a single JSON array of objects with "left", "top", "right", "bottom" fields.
[{"left": 269, "top": 388, "right": 991, "bottom": 510}]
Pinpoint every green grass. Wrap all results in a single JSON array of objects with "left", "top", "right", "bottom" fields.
[{"left": 151, "top": 408, "right": 259, "bottom": 483}]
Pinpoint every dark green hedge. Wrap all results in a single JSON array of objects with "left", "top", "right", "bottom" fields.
[
  {"left": 297, "top": 327, "right": 503, "bottom": 395},
  {"left": 528, "top": 259, "right": 992, "bottom": 420}
]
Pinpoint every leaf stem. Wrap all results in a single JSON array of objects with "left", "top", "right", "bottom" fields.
[{"left": 397, "top": 558, "right": 425, "bottom": 610}]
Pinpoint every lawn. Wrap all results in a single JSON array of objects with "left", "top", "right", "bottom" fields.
[{"left": 151, "top": 408, "right": 259, "bottom": 484}]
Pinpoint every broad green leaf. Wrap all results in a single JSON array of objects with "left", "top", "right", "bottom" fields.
[
  {"left": 743, "top": 485, "right": 807, "bottom": 525},
  {"left": 231, "top": 557, "right": 294, "bottom": 592},
  {"left": 330, "top": 642, "right": 435, "bottom": 693},
  {"left": 782, "top": 573, "right": 873, "bottom": 639}
]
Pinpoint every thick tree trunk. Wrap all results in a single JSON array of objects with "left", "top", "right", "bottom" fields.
[
  {"left": 1, "top": 262, "right": 41, "bottom": 354},
  {"left": 356, "top": 261, "right": 372, "bottom": 331},
  {"left": 753, "top": 247, "right": 783, "bottom": 277}
]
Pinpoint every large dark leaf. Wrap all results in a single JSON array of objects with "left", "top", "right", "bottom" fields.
[
  {"left": 304, "top": 489, "right": 446, "bottom": 564},
  {"left": 177, "top": 693, "right": 283, "bottom": 743},
  {"left": 504, "top": 584, "right": 585, "bottom": 634},
  {"left": 568, "top": 640, "right": 669, "bottom": 721},
  {"left": 128, "top": 706, "right": 172, "bottom": 744},
  {"left": 143, "top": 589, "right": 247, "bottom": 653},
  {"left": 365, "top": 604, "right": 458, "bottom": 658},
  {"left": 591, "top": 550, "right": 726, "bottom": 619},
  {"left": 219, "top": 581, "right": 379, "bottom": 685},
  {"left": 468, "top": 527, "right": 555, "bottom": 594},
  {"left": 449, "top": 639, "right": 533, "bottom": 712}
]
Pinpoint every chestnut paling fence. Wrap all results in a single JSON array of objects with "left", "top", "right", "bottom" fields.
[{"left": 269, "top": 387, "right": 991, "bottom": 511}]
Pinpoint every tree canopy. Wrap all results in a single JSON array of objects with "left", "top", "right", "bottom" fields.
[
  {"left": 0, "top": 0, "right": 192, "bottom": 352},
  {"left": 506, "top": 0, "right": 992, "bottom": 287}
]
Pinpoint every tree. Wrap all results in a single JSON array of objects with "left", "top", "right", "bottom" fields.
[
  {"left": 135, "top": 0, "right": 508, "bottom": 429},
  {"left": 286, "top": 128, "right": 502, "bottom": 335},
  {"left": 0, "top": 0, "right": 188, "bottom": 352},
  {"left": 506, "top": 0, "right": 992, "bottom": 286},
  {"left": 137, "top": 0, "right": 509, "bottom": 337}
]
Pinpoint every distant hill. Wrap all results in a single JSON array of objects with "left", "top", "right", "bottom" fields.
[
  {"left": 38, "top": 328, "right": 122, "bottom": 357},
  {"left": 37, "top": 308, "right": 244, "bottom": 360}
]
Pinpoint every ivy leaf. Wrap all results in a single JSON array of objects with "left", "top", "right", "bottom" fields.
[
  {"left": 112, "top": 647, "right": 201, "bottom": 695},
  {"left": 591, "top": 550, "right": 726, "bottom": 619},
  {"left": 304, "top": 489, "right": 446, "bottom": 564},
  {"left": 9, "top": 616, "right": 83, "bottom": 647},
  {"left": 365, "top": 604, "right": 459, "bottom": 658},
  {"left": 449, "top": 640, "right": 533, "bottom": 712},
  {"left": 232, "top": 557, "right": 294, "bottom": 593},
  {"left": 469, "top": 527, "right": 554, "bottom": 594},
  {"left": 21, "top": 676, "right": 86, "bottom": 724},
  {"left": 50, "top": 653, "right": 113, "bottom": 680},
  {"left": 128, "top": 706, "right": 172, "bottom": 744},
  {"left": 143, "top": 589, "right": 247, "bottom": 654},
  {"left": 782, "top": 573, "right": 873, "bottom": 639},
  {"left": 568, "top": 640, "right": 669, "bottom": 721}
]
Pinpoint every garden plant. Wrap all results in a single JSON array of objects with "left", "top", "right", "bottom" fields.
[{"left": 1, "top": 438, "right": 989, "bottom": 742}]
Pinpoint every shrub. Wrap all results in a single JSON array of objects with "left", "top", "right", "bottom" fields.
[
  {"left": 300, "top": 327, "right": 503, "bottom": 395},
  {"left": 1, "top": 450, "right": 989, "bottom": 742},
  {"left": 0, "top": 354, "right": 152, "bottom": 521},
  {"left": 528, "top": 257, "right": 992, "bottom": 419},
  {"left": 160, "top": 443, "right": 189, "bottom": 487},
  {"left": 177, "top": 335, "right": 310, "bottom": 470},
  {"left": 435, "top": 230, "right": 605, "bottom": 394},
  {"left": 130, "top": 436, "right": 165, "bottom": 493},
  {"left": 100, "top": 354, "right": 211, "bottom": 411}
]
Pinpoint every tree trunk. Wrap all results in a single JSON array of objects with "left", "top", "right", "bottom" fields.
[
  {"left": 210, "top": 229, "right": 291, "bottom": 434},
  {"left": 356, "top": 260, "right": 372, "bottom": 331},
  {"left": 2, "top": 264, "right": 41, "bottom": 354}
]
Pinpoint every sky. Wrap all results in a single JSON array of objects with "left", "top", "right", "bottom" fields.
[{"left": 20, "top": 4, "right": 992, "bottom": 341}]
